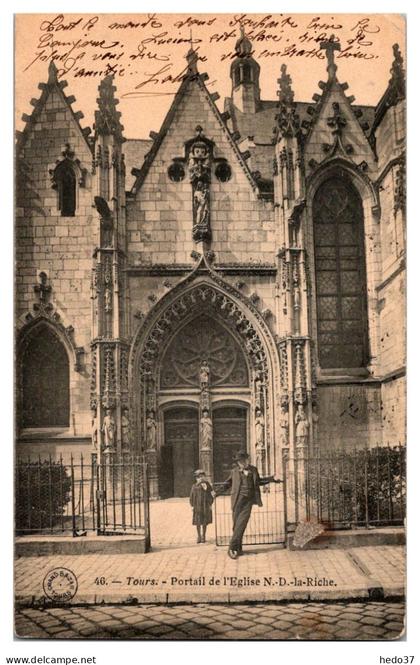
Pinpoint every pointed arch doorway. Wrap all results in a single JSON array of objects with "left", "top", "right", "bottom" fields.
[{"left": 158, "top": 315, "right": 250, "bottom": 497}]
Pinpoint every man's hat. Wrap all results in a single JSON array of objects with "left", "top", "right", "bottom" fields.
[
  {"left": 234, "top": 450, "right": 250, "bottom": 462},
  {"left": 193, "top": 469, "right": 206, "bottom": 477}
]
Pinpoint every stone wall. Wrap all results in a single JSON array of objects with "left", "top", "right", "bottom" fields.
[
  {"left": 316, "top": 382, "right": 383, "bottom": 450},
  {"left": 380, "top": 376, "right": 406, "bottom": 446},
  {"left": 16, "top": 85, "right": 94, "bottom": 444}
]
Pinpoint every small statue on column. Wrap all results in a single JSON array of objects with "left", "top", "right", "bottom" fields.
[
  {"left": 279, "top": 401, "right": 290, "bottom": 447},
  {"left": 199, "top": 359, "right": 210, "bottom": 389},
  {"left": 91, "top": 409, "right": 100, "bottom": 450},
  {"left": 200, "top": 408, "right": 213, "bottom": 477},
  {"left": 146, "top": 410, "right": 157, "bottom": 451},
  {"left": 200, "top": 409, "right": 213, "bottom": 451},
  {"left": 121, "top": 408, "right": 131, "bottom": 450},
  {"left": 255, "top": 408, "right": 265, "bottom": 448},
  {"left": 104, "top": 287, "right": 112, "bottom": 313},
  {"left": 295, "top": 404, "right": 309, "bottom": 448},
  {"left": 255, "top": 408, "right": 266, "bottom": 475},
  {"left": 102, "top": 408, "right": 116, "bottom": 451}
]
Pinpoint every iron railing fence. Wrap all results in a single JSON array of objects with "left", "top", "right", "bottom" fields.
[
  {"left": 15, "top": 454, "right": 150, "bottom": 541},
  {"left": 284, "top": 444, "right": 406, "bottom": 529},
  {"left": 213, "top": 480, "right": 286, "bottom": 547}
]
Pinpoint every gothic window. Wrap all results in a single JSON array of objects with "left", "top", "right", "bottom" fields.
[
  {"left": 313, "top": 177, "right": 368, "bottom": 369},
  {"left": 55, "top": 160, "right": 76, "bottom": 217},
  {"left": 20, "top": 325, "right": 70, "bottom": 428},
  {"left": 160, "top": 316, "right": 249, "bottom": 389}
]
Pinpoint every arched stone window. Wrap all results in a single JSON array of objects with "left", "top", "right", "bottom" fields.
[
  {"left": 55, "top": 160, "right": 76, "bottom": 217},
  {"left": 20, "top": 325, "right": 70, "bottom": 428},
  {"left": 313, "top": 176, "right": 368, "bottom": 369}
]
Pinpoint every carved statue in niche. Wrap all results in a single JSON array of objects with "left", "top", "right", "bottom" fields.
[
  {"left": 254, "top": 373, "right": 264, "bottom": 411},
  {"left": 200, "top": 409, "right": 213, "bottom": 451},
  {"left": 121, "top": 408, "right": 131, "bottom": 449},
  {"left": 199, "top": 359, "right": 210, "bottom": 389},
  {"left": 102, "top": 408, "right": 116, "bottom": 450},
  {"left": 91, "top": 409, "right": 100, "bottom": 450},
  {"left": 187, "top": 126, "right": 212, "bottom": 243},
  {"left": 255, "top": 408, "right": 265, "bottom": 448},
  {"left": 105, "top": 287, "right": 112, "bottom": 313},
  {"left": 295, "top": 404, "right": 309, "bottom": 447},
  {"left": 193, "top": 181, "right": 210, "bottom": 234},
  {"left": 279, "top": 402, "right": 290, "bottom": 447},
  {"left": 146, "top": 411, "right": 157, "bottom": 450}
]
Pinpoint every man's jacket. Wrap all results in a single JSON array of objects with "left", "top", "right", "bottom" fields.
[{"left": 216, "top": 464, "right": 274, "bottom": 510}]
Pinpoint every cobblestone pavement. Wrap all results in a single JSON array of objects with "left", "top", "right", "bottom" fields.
[{"left": 15, "top": 601, "right": 405, "bottom": 640}]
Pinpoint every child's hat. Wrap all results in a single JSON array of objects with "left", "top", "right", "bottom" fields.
[{"left": 194, "top": 469, "right": 206, "bottom": 477}]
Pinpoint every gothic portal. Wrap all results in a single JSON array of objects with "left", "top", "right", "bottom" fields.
[{"left": 130, "top": 268, "right": 281, "bottom": 499}]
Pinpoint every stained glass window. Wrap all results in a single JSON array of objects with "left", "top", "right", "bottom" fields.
[
  {"left": 21, "top": 326, "right": 70, "bottom": 428},
  {"left": 313, "top": 177, "right": 368, "bottom": 369}
]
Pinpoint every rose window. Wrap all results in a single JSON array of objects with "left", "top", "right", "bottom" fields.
[{"left": 160, "top": 316, "right": 249, "bottom": 388}]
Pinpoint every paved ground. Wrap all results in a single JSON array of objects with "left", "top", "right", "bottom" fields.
[
  {"left": 15, "top": 498, "right": 405, "bottom": 604},
  {"left": 15, "top": 601, "right": 405, "bottom": 640},
  {"left": 144, "top": 494, "right": 284, "bottom": 548},
  {"left": 150, "top": 497, "right": 217, "bottom": 548},
  {"left": 15, "top": 543, "right": 405, "bottom": 605}
]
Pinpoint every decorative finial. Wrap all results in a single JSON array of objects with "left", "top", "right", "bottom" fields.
[
  {"left": 48, "top": 60, "right": 58, "bottom": 85},
  {"left": 95, "top": 75, "right": 124, "bottom": 140},
  {"left": 277, "top": 64, "right": 294, "bottom": 106},
  {"left": 186, "top": 32, "right": 199, "bottom": 73},
  {"left": 276, "top": 64, "right": 299, "bottom": 138},
  {"left": 235, "top": 25, "right": 253, "bottom": 57},
  {"left": 389, "top": 43, "right": 405, "bottom": 101},
  {"left": 320, "top": 34, "right": 341, "bottom": 81}
]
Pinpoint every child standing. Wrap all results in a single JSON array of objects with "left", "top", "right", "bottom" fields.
[{"left": 190, "top": 469, "right": 214, "bottom": 543}]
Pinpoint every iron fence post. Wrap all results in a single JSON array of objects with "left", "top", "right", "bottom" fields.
[
  {"left": 282, "top": 448, "right": 288, "bottom": 546},
  {"left": 387, "top": 443, "right": 393, "bottom": 522},
  {"left": 399, "top": 443, "right": 404, "bottom": 520},
  {"left": 93, "top": 453, "right": 101, "bottom": 535},
  {"left": 364, "top": 449, "right": 369, "bottom": 528},
  {"left": 142, "top": 456, "right": 151, "bottom": 552},
  {"left": 70, "top": 455, "right": 77, "bottom": 537}
]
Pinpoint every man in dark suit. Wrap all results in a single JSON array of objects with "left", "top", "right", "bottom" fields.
[{"left": 216, "top": 450, "right": 281, "bottom": 559}]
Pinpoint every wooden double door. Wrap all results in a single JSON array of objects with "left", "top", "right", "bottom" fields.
[{"left": 161, "top": 405, "right": 248, "bottom": 497}]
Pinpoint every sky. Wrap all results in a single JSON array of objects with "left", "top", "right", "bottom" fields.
[{"left": 15, "top": 13, "right": 405, "bottom": 139}]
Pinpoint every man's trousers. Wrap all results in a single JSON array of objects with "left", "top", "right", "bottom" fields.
[{"left": 229, "top": 495, "right": 254, "bottom": 552}]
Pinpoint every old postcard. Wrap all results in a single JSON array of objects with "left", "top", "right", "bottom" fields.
[{"left": 14, "top": 12, "right": 406, "bottom": 641}]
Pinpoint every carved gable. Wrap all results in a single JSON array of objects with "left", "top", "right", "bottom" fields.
[{"left": 127, "top": 72, "right": 275, "bottom": 265}]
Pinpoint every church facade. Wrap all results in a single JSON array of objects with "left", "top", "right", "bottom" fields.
[{"left": 16, "top": 33, "right": 406, "bottom": 498}]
